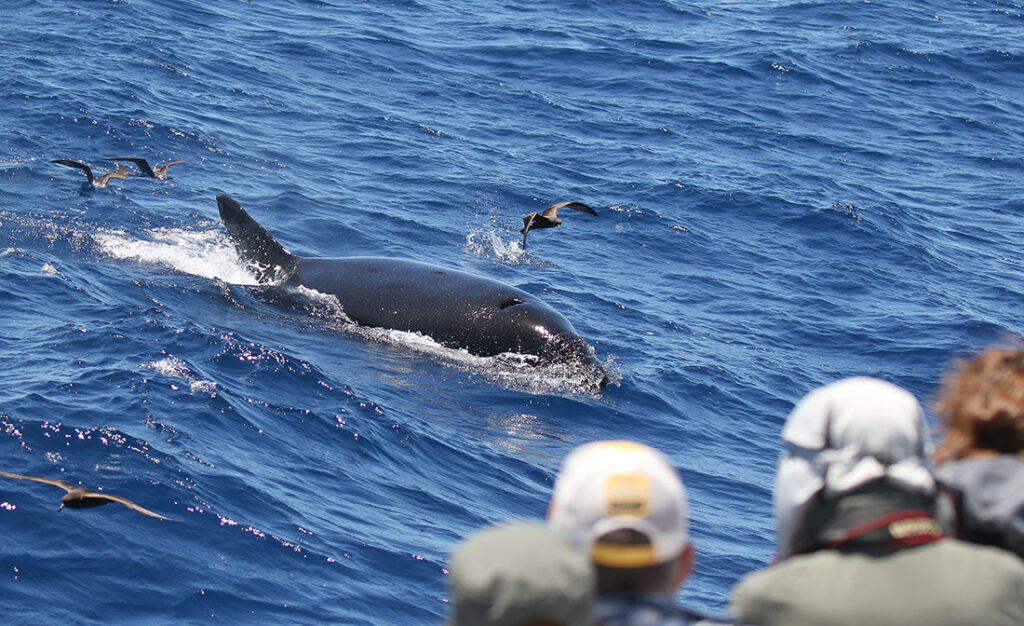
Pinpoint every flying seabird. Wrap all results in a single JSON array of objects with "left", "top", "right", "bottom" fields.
[
  {"left": 0, "top": 470, "right": 182, "bottom": 522},
  {"left": 50, "top": 159, "right": 129, "bottom": 188},
  {"left": 520, "top": 201, "right": 598, "bottom": 248},
  {"left": 104, "top": 157, "right": 184, "bottom": 180}
]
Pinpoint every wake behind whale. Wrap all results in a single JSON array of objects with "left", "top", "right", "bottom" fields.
[{"left": 215, "top": 194, "right": 608, "bottom": 387}]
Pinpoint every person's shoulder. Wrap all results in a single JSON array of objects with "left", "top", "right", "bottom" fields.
[
  {"left": 596, "top": 593, "right": 732, "bottom": 626},
  {"left": 900, "top": 538, "right": 1024, "bottom": 603},
  {"left": 733, "top": 550, "right": 842, "bottom": 589},
  {"left": 730, "top": 564, "right": 793, "bottom": 626},
  {"left": 728, "top": 550, "right": 862, "bottom": 621},
  {"left": 931, "top": 539, "right": 1024, "bottom": 619},
  {"left": 938, "top": 454, "right": 1024, "bottom": 485},
  {"left": 934, "top": 536, "right": 1016, "bottom": 556},
  {"left": 934, "top": 537, "right": 1024, "bottom": 572},
  {"left": 729, "top": 557, "right": 823, "bottom": 618}
]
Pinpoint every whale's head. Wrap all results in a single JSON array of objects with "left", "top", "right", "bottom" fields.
[
  {"left": 495, "top": 298, "right": 606, "bottom": 384},
  {"left": 495, "top": 299, "right": 576, "bottom": 354}
]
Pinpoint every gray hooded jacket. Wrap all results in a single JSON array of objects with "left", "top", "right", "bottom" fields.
[{"left": 936, "top": 454, "right": 1024, "bottom": 558}]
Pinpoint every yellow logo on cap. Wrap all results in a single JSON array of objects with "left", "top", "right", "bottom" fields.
[
  {"left": 591, "top": 541, "right": 657, "bottom": 568},
  {"left": 604, "top": 474, "right": 650, "bottom": 517}
]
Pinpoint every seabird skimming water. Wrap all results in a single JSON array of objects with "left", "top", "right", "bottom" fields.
[
  {"left": 50, "top": 159, "right": 129, "bottom": 188},
  {"left": 104, "top": 157, "right": 184, "bottom": 180},
  {"left": 0, "top": 470, "right": 181, "bottom": 522},
  {"left": 520, "top": 201, "right": 598, "bottom": 248}
]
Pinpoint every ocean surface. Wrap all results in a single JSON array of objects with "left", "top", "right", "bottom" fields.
[{"left": 2, "top": 0, "right": 1023, "bottom": 623}]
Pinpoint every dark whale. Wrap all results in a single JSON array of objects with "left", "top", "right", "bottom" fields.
[{"left": 216, "top": 194, "right": 600, "bottom": 369}]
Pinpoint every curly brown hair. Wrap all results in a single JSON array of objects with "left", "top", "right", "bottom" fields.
[{"left": 933, "top": 346, "right": 1024, "bottom": 464}]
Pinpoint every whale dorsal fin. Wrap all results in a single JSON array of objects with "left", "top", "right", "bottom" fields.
[{"left": 217, "top": 194, "right": 298, "bottom": 283}]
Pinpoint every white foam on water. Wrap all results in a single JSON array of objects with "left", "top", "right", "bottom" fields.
[
  {"left": 464, "top": 226, "right": 536, "bottom": 266},
  {"left": 189, "top": 380, "right": 217, "bottom": 394},
  {"left": 93, "top": 226, "right": 259, "bottom": 285},
  {"left": 139, "top": 355, "right": 217, "bottom": 395},
  {"left": 139, "top": 356, "right": 192, "bottom": 380}
]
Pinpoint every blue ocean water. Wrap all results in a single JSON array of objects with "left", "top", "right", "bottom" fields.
[{"left": 2, "top": 0, "right": 1023, "bottom": 622}]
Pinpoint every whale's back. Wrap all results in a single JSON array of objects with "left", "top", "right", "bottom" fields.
[{"left": 292, "top": 256, "right": 579, "bottom": 358}]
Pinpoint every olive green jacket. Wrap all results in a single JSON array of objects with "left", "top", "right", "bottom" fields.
[{"left": 730, "top": 539, "right": 1024, "bottom": 626}]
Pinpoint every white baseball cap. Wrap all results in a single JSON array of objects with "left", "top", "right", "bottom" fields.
[{"left": 548, "top": 440, "right": 689, "bottom": 568}]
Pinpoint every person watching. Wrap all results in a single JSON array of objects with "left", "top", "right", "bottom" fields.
[
  {"left": 548, "top": 440, "right": 727, "bottom": 625},
  {"left": 729, "top": 377, "right": 1024, "bottom": 626},
  {"left": 447, "top": 520, "right": 595, "bottom": 626},
  {"left": 933, "top": 345, "right": 1024, "bottom": 558}
]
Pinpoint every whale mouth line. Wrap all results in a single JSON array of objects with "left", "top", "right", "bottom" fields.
[{"left": 499, "top": 297, "right": 525, "bottom": 310}]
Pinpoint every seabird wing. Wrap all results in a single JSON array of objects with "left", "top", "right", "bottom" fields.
[
  {"left": 51, "top": 159, "right": 95, "bottom": 184},
  {"left": 541, "top": 201, "right": 598, "bottom": 219},
  {"left": 564, "top": 201, "right": 598, "bottom": 216},
  {"left": 154, "top": 160, "right": 184, "bottom": 179},
  {"left": 105, "top": 157, "right": 156, "bottom": 177},
  {"left": 100, "top": 493, "right": 182, "bottom": 522},
  {"left": 0, "top": 470, "right": 77, "bottom": 493},
  {"left": 521, "top": 211, "right": 538, "bottom": 234}
]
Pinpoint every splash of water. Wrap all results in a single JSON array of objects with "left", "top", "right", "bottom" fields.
[{"left": 93, "top": 226, "right": 258, "bottom": 284}]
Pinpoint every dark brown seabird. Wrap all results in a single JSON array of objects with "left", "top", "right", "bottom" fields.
[
  {"left": 0, "top": 470, "right": 181, "bottom": 522},
  {"left": 50, "top": 159, "right": 129, "bottom": 188},
  {"left": 520, "top": 201, "right": 598, "bottom": 248},
  {"left": 104, "top": 157, "right": 184, "bottom": 180}
]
